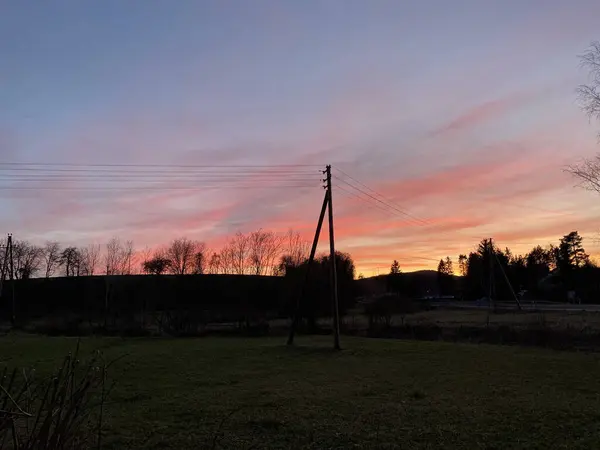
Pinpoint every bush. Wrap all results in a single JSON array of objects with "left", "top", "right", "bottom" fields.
[
  {"left": 0, "top": 344, "right": 111, "bottom": 449},
  {"left": 364, "top": 294, "right": 417, "bottom": 331}
]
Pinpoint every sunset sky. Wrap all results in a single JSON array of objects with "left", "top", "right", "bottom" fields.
[{"left": 2, "top": 1, "right": 600, "bottom": 275}]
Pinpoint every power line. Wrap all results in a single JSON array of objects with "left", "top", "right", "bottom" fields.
[
  {"left": 333, "top": 176, "right": 428, "bottom": 226},
  {"left": 333, "top": 166, "right": 430, "bottom": 226},
  {"left": 0, "top": 185, "right": 320, "bottom": 191},
  {"left": 0, "top": 162, "right": 322, "bottom": 168},
  {"left": 335, "top": 184, "right": 422, "bottom": 221}
]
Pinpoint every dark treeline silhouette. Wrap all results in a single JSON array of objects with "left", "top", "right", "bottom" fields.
[
  {"left": 443, "top": 231, "right": 597, "bottom": 303},
  {"left": 0, "top": 227, "right": 358, "bottom": 335},
  {"left": 1, "top": 228, "right": 598, "bottom": 336},
  {"left": 356, "top": 231, "right": 598, "bottom": 305}
]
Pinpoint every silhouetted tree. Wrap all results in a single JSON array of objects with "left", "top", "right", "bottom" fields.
[
  {"left": 191, "top": 243, "right": 208, "bottom": 274},
  {"left": 437, "top": 257, "right": 455, "bottom": 296},
  {"left": 80, "top": 243, "right": 101, "bottom": 275},
  {"left": 282, "top": 230, "right": 309, "bottom": 267},
  {"left": 557, "top": 231, "right": 589, "bottom": 274},
  {"left": 104, "top": 237, "right": 123, "bottom": 275},
  {"left": 567, "top": 42, "right": 600, "bottom": 190},
  {"left": 289, "top": 251, "right": 356, "bottom": 332},
  {"left": 12, "top": 240, "right": 43, "bottom": 279},
  {"left": 42, "top": 241, "right": 61, "bottom": 278},
  {"left": 387, "top": 260, "right": 403, "bottom": 293},
  {"left": 121, "top": 240, "right": 135, "bottom": 275},
  {"left": 208, "top": 252, "right": 221, "bottom": 274},
  {"left": 220, "top": 232, "right": 251, "bottom": 275},
  {"left": 60, "top": 247, "right": 81, "bottom": 277},
  {"left": 249, "top": 229, "right": 281, "bottom": 275},
  {"left": 166, "top": 237, "right": 198, "bottom": 275},
  {"left": 577, "top": 41, "right": 600, "bottom": 139},
  {"left": 458, "top": 254, "right": 468, "bottom": 277},
  {"left": 143, "top": 256, "right": 171, "bottom": 275},
  {"left": 525, "top": 245, "right": 554, "bottom": 290}
]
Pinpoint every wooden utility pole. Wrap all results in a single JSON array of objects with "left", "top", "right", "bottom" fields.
[
  {"left": 494, "top": 249, "right": 523, "bottom": 310},
  {"left": 287, "top": 165, "right": 341, "bottom": 350},
  {"left": 0, "top": 240, "right": 9, "bottom": 297},
  {"left": 488, "top": 238, "right": 495, "bottom": 312},
  {"left": 325, "top": 165, "right": 341, "bottom": 350},
  {"left": 287, "top": 187, "right": 329, "bottom": 345}
]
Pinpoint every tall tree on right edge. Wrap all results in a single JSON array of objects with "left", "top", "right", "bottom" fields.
[{"left": 567, "top": 41, "right": 600, "bottom": 191}]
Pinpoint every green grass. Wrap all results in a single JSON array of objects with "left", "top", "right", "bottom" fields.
[{"left": 1, "top": 335, "right": 600, "bottom": 449}]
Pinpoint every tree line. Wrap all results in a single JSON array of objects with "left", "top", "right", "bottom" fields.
[
  {"left": 0, "top": 229, "right": 310, "bottom": 280},
  {"left": 427, "top": 231, "right": 595, "bottom": 300}
]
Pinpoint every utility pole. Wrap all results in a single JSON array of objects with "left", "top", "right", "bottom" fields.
[
  {"left": 325, "top": 165, "right": 341, "bottom": 350},
  {"left": 6, "top": 234, "right": 15, "bottom": 325},
  {"left": 287, "top": 186, "right": 329, "bottom": 345},
  {"left": 488, "top": 238, "right": 495, "bottom": 312},
  {"left": 494, "top": 249, "right": 523, "bottom": 311},
  {"left": 0, "top": 241, "right": 8, "bottom": 297},
  {"left": 287, "top": 165, "right": 341, "bottom": 350}
]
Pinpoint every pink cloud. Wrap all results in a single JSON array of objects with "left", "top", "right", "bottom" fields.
[{"left": 432, "top": 91, "right": 538, "bottom": 136}]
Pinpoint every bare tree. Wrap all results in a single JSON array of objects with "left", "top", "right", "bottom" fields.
[
  {"left": 219, "top": 243, "right": 236, "bottom": 274},
  {"left": 104, "top": 237, "right": 133, "bottom": 275},
  {"left": 43, "top": 241, "right": 61, "bottom": 278},
  {"left": 248, "top": 229, "right": 282, "bottom": 275},
  {"left": 166, "top": 237, "right": 198, "bottom": 275},
  {"left": 80, "top": 243, "right": 101, "bottom": 275},
  {"left": 577, "top": 41, "right": 600, "bottom": 138},
  {"left": 283, "top": 229, "right": 309, "bottom": 267},
  {"left": 12, "top": 240, "right": 43, "bottom": 279},
  {"left": 568, "top": 41, "right": 600, "bottom": 190},
  {"left": 138, "top": 246, "right": 154, "bottom": 274},
  {"left": 275, "top": 230, "right": 309, "bottom": 276},
  {"left": 191, "top": 242, "right": 208, "bottom": 274},
  {"left": 208, "top": 252, "right": 221, "bottom": 274},
  {"left": 120, "top": 240, "right": 134, "bottom": 275},
  {"left": 222, "top": 232, "right": 250, "bottom": 275}
]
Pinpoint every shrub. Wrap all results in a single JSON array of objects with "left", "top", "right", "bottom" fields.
[{"left": 0, "top": 343, "right": 111, "bottom": 449}]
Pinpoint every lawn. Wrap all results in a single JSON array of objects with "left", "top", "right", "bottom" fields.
[{"left": 1, "top": 335, "right": 600, "bottom": 449}]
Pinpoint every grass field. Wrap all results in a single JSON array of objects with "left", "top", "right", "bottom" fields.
[{"left": 2, "top": 335, "right": 600, "bottom": 449}]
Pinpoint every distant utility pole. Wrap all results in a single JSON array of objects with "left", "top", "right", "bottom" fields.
[
  {"left": 0, "top": 234, "right": 15, "bottom": 325},
  {"left": 488, "top": 238, "right": 495, "bottom": 312},
  {"left": 287, "top": 165, "right": 341, "bottom": 350},
  {"left": 490, "top": 238, "right": 522, "bottom": 311}
]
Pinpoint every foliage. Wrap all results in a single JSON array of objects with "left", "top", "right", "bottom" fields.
[
  {"left": 390, "top": 260, "right": 401, "bottom": 274},
  {"left": 557, "top": 231, "right": 589, "bottom": 272},
  {"left": 0, "top": 345, "right": 110, "bottom": 450},
  {"left": 364, "top": 293, "right": 416, "bottom": 329},
  {"left": 284, "top": 251, "right": 356, "bottom": 330},
  {"left": 142, "top": 256, "right": 171, "bottom": 275}
]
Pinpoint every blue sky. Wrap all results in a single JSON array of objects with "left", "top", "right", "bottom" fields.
[{"left": 1, "top": 1, "right": 600, "bottom": 273}]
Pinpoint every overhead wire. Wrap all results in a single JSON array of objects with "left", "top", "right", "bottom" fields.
[
  {"left": 0, "top": 163, "right": 324, "bottom": 191},
  {"left": 0, "top": 162, "right": 321, "bottom": 168},
  {"left": 333, "top": 166, "right": 430, "bottom": 226},
  {"left": 333, "top": 176, "right": 429, "bottom": 227},
  {"left": 334, "top": 184, "right": 417, "bottom": 220}
]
